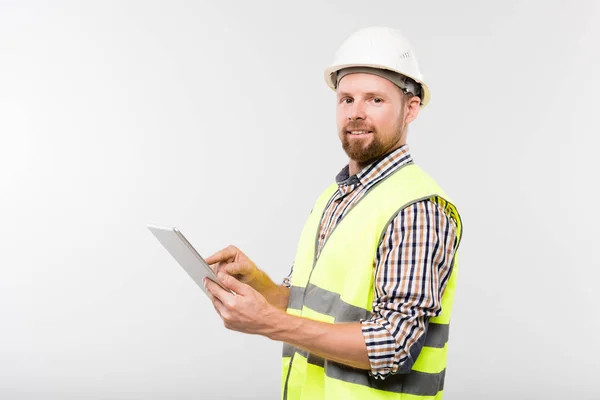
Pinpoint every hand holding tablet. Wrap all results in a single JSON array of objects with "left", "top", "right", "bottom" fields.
[{"left": 147, "top": 224, "right": 234, "bottom": 297}]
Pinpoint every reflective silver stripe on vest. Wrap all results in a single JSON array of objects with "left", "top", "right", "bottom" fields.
[
  {"left": 288, "top": 284, "right": 370, "bottom": 322},
  {"left": 282, "top": 344, "right": 444, "bottom": 396},
  {"left": 283, "top": 344, "right": 326, "bottom": 367},
  {"left": 425, "top": 323, "right": 449, "bottom": 348},
  {"left": 287, "top": 284, "right": 450, "bottom": 348},
  {"left": 287, "top": 286, "right": 305, "bottom": 311}
]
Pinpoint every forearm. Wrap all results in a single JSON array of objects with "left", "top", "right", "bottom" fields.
[
  {"left": 266, "top": 311, "right": 370, "bottom": 370},
  {"left": 251, "top": 269, "right": 290, "bottom": 310}
]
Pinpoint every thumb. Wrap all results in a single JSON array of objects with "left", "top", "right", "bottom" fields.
[
  {"left": 218, "top": 272, "right": 249, "bottom": 295},
  {"left": 223, "top": 262, "right": 247, "bottom": 276}
]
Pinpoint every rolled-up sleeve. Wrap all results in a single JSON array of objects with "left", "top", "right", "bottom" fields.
[{"left": 360, "top": 198, "right": 458, "bottom": 379}]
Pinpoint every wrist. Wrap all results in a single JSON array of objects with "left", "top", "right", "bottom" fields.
[
  {"left": 263, "top": 308, "right": 293, "bottom": 341},
  {"left": 250, "top": 269, "right": 276, "bottom": 294}
]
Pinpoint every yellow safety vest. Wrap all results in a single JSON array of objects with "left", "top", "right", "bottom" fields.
[{"left": 282, "top": 163, "right": 462, "bottom": 400}]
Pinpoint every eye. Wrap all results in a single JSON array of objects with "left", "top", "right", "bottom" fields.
[
  {"left": 373, "top": 98, "right": 383, "bottom": 104},
  {"left": 341, "top": 98, "right": 353, "bottom": 104}
]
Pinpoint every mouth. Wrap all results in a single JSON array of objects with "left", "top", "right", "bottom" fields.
[{"left": 346, "top": 130, "right": 373, "bottom": 136}]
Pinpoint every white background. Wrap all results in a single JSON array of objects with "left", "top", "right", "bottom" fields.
[{"left": 1, "top": 1, "right": 599, "bottom": 399}]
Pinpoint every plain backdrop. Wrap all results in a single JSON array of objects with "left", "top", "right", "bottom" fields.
[{"left": 1, "top": 1, "right": 599, "bottom": 399}]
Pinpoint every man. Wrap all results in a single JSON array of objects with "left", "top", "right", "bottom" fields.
[{"left": 204, "top": 26, "right": 463, "bottom": 400}]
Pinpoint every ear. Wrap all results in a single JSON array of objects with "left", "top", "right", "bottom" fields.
[{"left": 404, "top": 96, "right": 421, "bottom": 125}]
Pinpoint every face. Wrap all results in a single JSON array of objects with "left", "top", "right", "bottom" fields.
[{"left": 336, "top": 73, "right": 418, "bottom": 169}]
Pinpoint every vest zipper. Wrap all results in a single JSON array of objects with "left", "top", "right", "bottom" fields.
[
  {"left": 282, "top": 352, "right": 295, "bottom": 400},
  {"left": 283, "top": 204, "right": 329, "bottom": 397},
  {"left": 301, "top": 203, "right": 331, "bottom": 306}
]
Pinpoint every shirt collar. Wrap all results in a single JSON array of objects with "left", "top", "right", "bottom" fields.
[{"left": 335, "top": 144, "right": 414, "bottom": 190}]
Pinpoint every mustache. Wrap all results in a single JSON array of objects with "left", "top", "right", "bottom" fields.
[{"left": 344, "top": 123, "right": 374, "bottom": 131}]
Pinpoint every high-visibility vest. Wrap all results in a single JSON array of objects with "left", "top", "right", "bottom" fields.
[{"left": 282, "top": 163, "right": 462, "bottom": 400}]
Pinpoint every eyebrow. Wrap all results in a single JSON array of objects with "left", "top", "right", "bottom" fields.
[{"left": 337, "top": 91, "right": 387, "bottom": 98}]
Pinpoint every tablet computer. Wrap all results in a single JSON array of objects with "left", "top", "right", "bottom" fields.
[{"left": 147, "top": 224, "right": 233, "bottom": 297}]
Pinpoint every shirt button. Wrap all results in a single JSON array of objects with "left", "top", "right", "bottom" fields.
[{"left": 320, "top": 234, "right": 326, "bottom": 239}]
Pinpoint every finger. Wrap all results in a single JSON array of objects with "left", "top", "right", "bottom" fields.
[
  {"left": 204, "top": 278, "right": 216, "bottom": 301},
  {"left": 205, "top": 245, "right": 238, "bottom": 265},
  {"left": 223, "top": 262, "right": 248, "bottom": 277},
  {"left": 205, "top": 276, "right": 235, "bottom": 302},
  {"left": 217, "top": 272, "right": 250, "bottom": 295},
  {"left": 205, "top": 288, "right": 215, "bottom": 302},
  {"left": 206, "top": 278, "right": 231, "bottom": 319},
  {"left": 209, "top": 261, "right": 224, "bottom": 274},
  {"left": 212, "top": 294, "right": 226, "bottom": 317}
]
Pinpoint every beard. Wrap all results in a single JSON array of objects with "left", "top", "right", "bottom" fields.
[
  {"left": 340, "top": 108, "right": 407, "bottom": 166},
  {"left": 340, "top": 119, "right": 405, "bottom": 165},
  {"left": 340, "top": 131, "right": 389, "bottom": 164}
]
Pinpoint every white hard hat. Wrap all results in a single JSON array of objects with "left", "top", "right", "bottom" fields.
[{"left": 324, "top": 26, "right": 431, "bottom": 108}]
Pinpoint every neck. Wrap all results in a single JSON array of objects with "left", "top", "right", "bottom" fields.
[{"left": 348, "top": 160, "right": 367, "bottom": 177}]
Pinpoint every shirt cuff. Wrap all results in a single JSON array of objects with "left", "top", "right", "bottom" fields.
[{"left": 360, "top": 318, "right": 405, "bottom": 379}]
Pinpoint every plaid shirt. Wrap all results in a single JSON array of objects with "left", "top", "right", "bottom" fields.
[{"left": 285, "top": 145, "right": 458, "bottom": 379}]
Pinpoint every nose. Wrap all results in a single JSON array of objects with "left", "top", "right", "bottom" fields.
[{"left": 348, "top": 101, "right": 366, "bottom": 121}]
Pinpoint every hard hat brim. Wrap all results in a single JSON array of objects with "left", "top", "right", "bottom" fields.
[{"left": 324, "top": 63, "right": 430, "bottom": 108}]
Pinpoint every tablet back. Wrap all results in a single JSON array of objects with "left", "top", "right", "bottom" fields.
[{"left": 147, "top": 224, "right": 230, "bottom": 295}]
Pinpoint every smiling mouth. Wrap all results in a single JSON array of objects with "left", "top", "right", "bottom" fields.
[{"left": 347, "top": 130, "right": 373, "bottom": 135}]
